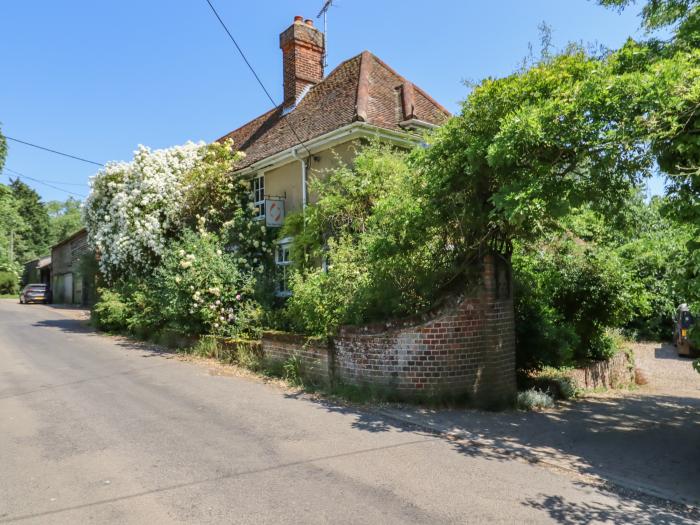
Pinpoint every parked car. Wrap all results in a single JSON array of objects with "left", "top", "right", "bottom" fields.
[
  {"left": 19, "top": 284, "right": 49, "bottom": 304},
  {"left": 673, "top": 303, "right": 697, "bottom": 357}
]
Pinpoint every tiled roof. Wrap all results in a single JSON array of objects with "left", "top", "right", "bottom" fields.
[{"left": 218, "top": 51, "right": 450, "bottom": 169}]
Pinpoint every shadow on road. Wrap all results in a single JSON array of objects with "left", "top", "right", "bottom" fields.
[
  {"left": 31, "top": 317, "right": 176, "bottom": 359},
  {"left": 28, "top": 313, "right": 700, "bottom": 520},
  {"left": 33, "top": 318, "right": 93, "bottom": 334},
  {"left": 287, "top": 386, "right": 700, "bottom": 515},
  {"left": 522, "top": 487, "right": 697, "bottom": 525}
]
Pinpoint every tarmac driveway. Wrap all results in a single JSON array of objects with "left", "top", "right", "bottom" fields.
[{"left": 380, "top": 342, "right": 700, "bottom": 507}]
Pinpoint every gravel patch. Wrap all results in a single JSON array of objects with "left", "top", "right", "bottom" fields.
[{"left": 632, "top": 342, "right": 700, "bottom": 397}]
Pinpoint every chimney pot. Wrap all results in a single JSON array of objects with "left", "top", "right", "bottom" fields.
[
  {"left": 305, "top": 19, "right": 313, "bottom": 26},
  {"left": 294, "top": 15, "right": 303, "bottom": 22}
]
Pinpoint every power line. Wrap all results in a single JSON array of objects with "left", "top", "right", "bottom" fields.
[
  {"left": 3, "top": 168, "right": 87, "bottom": 199},
  {"left": 4, "top": 136, "right": 105, "bottom": 167},
  {"left": 4, "top": 168, "right": 88, "bottom": 187},
  {"left": 203, "top": 0, "right": 313, "bottom": 158}
]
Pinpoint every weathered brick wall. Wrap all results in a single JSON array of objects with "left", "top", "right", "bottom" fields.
[
  {"left": 333, "top": 255, "right": 516, "bottom": 406},
  {"left": 569, "top": 351, "right": 635, "bottom": 390},
  {"left": 261, "top": 254, "right": 517, "bottom": 406},
  {"left": 261, "top": 332, "right": 331, "bottom": 385}
]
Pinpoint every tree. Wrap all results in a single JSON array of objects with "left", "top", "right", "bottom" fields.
[
  {"left": 46, "top": 197, "right": 83, "bottom": 245},
  {"left": 0, "top": 184, "right": 25, "bottom": 273},
  {"left": 598, "top": 0, "right": 700, "bottom": 306},
  {"left": 0, "top": 124, "right": 6, "bottom": 174},
  {"left": 9, "top": 178, "right": 50, "bottom": 261}
]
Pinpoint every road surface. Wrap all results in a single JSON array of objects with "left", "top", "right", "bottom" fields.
[{"left": 0, "top": 300, "right": 694, "bottom": 524}]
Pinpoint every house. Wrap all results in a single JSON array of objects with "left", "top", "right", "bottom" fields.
[
  {"left": 50, "top": 228, "right": 96, "bottom": 305},
  {"left": 218, "top": 16, "right": 450, "bottom": 293}
]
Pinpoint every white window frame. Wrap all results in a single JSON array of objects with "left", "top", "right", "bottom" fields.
[
  {"left": 251, "top": 173, "right": 265, "bottom": 219},
  {"left": 275, "top": 237, "right": 293, "bottom": 297}
]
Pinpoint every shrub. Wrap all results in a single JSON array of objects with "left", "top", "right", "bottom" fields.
[
  {"left": 191, "top": 336, "right": 221, "bottom": 359},
  {"left": 92, "top": 288, "right": 129, "bottom": 332},
  {"left": 282, "top": 355, "right": 304, "bottom": 387},
  {"left": 531, "top": 367, "right": 579, "bottom": 400},
  {"left": 153, "top": 228, "right": 263, "bottom": 338},
  {"left": 514, "top": 238, "right": 639, "bottom": 368},
  {"left": 0, "top": 271, "right": 18, "bottom": 294},
  {"left": 282, "top": 144, "right": 462, "bottom": 336},
  {"left": 284, "top": 238, "right": 371, "bottom": 335},
  {"left": 517, "top": 389, "right": 555, "bottom": 410}
]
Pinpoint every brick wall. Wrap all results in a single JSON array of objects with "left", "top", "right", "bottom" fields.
[
  {"left": 262, "top": 331, "right": 332, "bottom": 385},
  {"left": 261, "top": 254, "right": 517, "bottom": 407},
  {"left": 569, "top": 351, "right": 635, "bottom": 390},
  {"left": 279, "top": 18, "right": 324, "bottom": 107}
]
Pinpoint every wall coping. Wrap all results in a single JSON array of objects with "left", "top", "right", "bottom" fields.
[{"left": 261, "top": 330, "right": 329, "bottom": 348}]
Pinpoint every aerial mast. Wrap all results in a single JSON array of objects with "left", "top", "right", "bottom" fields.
[{"left": 317, "top": 0, "right": 334, "bottom": 70}]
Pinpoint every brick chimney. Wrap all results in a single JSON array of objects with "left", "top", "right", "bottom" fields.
[{"left": 280, "top": 16, "right": 325, "bottom": 108}]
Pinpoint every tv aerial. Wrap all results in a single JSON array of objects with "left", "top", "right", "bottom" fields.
[{"left": 317, "top": 0, "right": 335, "bottom": 69}]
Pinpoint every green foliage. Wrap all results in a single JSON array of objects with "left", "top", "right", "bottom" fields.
[
  {"left": 0, "top": 271, "right": 19, "bottom": 294},
  {"left": 87, "top": 138, "right": 273, "bottom": 339},
  {"left": 517, "top": 389, "right": 554, "bottom": 410},
  {"left": 532, "top": 367, "right": 580, "bottom": 400},
  {"left": 0, "top": 125, "right": 5, "bottom": 173},
  {"left": 180, "top": 141, "right": 246, "bottom": 232},
  {"left": 92, "top": 288, "right": 130, "bottom": 332},
  {"left": 284, "top": 241, "right": 370, "bottom": 335},
  {"left": 0, "top": 184, "right": 24, "bottom": 273},
  {"left": 46, "top": 197, "right": 83, "bottom": 246},
  {"left": 153, "top": 228, "right": 261, "bottom": 338},
  {"left": 282, "top": 355, "right": 304, "bottom": 387},
  {"left": 282, "top": 144, "right": 458, "bottom": 335},
  {"left": 190, "top": 336, "right": 222, "bottom": 359},
  {"left": 599, "top": 0, "right": 699, "bottom": 43},
  {"left": 560, "top": 194, "right": 692, "bottom": 340},
  {"left": 514, "top": 237, "right": 638, "bottom": 366},
  {"left": 9, "top": 178, "right": 50, "bottom": 261},
  {"left": 91, "top": 228, "right": 263, "bottom": 339}
]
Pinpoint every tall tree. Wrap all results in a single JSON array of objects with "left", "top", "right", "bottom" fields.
[
  {"left": 0, "top": 124, "right": 6, "bottom": 173},
  {"left": 9, "top": 178, "right": 50, "bottom": 261},
  {"left": 0, "top": 184, "right": 25, "bottom": 272},
  {"left": 46, "top": 197, "right": 83, "bottom": 245}
]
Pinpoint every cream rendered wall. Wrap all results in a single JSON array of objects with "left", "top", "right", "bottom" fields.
[
  {"left": 260, "top": 139, "right": 363, "bottom": 217},
  {"left": 264, "top": 161, "right": 303, "bottom": 215},
  {"left": 306, "top": 140, "right": 360, "bottom": 205}
]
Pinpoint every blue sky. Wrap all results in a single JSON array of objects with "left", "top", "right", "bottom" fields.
[{"left": 0, "top": 0, "right": 662, "bottom": 202}]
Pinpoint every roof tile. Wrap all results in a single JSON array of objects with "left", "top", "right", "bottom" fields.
[{"left": 218, "top": 52, "right": 449, "bottom": 168}]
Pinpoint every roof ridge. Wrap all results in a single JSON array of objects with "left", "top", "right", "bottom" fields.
[{"left": 364, "top": 52, "right": 451, "bottom": 117}]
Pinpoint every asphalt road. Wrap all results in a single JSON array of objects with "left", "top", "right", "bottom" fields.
[{"left": 0, "top": 300, "right": 694, "bottom": 524}]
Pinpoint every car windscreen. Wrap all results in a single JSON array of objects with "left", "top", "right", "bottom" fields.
[{"left": 26, "top": 285, "right": 46, "bottom": 292}]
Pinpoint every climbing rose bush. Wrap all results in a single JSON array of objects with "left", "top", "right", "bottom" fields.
[
  {"left": 84, "top": 140, "right": 270, "bottom": 282},
  {"left": 156, "top": 228, "right": 261, "bottom": 337},
  {"left": 84, "top": 142, "right": 205, "bottom": 278}
]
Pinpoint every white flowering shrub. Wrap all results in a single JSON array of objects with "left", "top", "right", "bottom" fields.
[
  {"left": 85, "top": 142, "right": 205, "bottom": 279},
  {"left": 84, "top": 140, "right": 268, "bottom": 281},
  {"left": 87, "top": 139, "right": 275, "bottom": 338}
]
